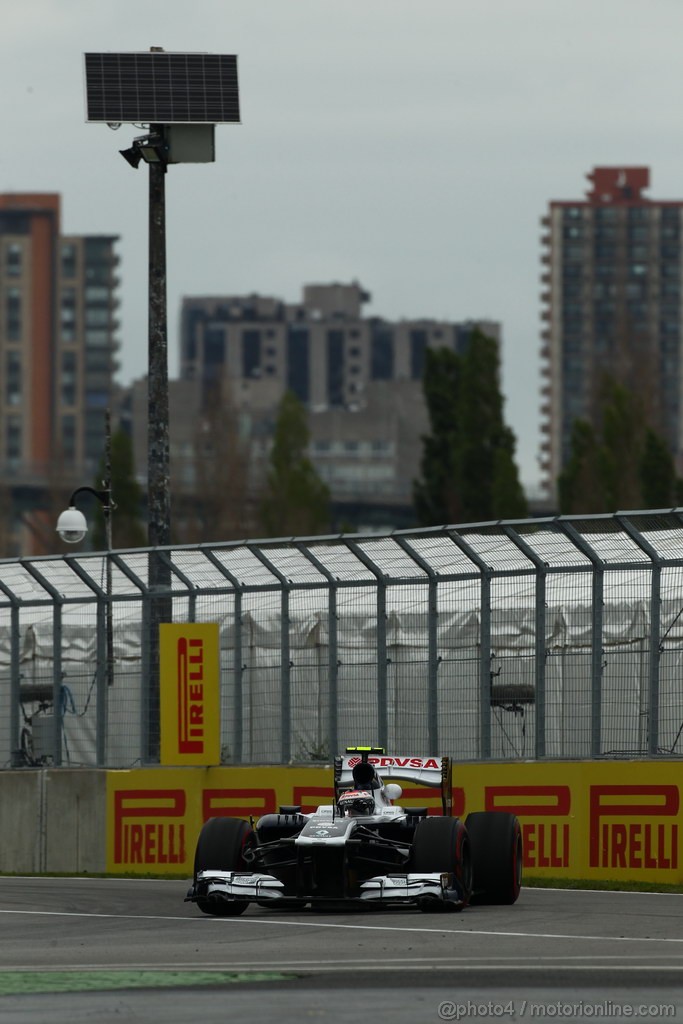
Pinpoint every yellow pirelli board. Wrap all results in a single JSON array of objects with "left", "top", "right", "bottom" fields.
[
  {"left": 106, "top": 760, "right": 682, "bottom": 884},
  {"left": 159, "top": 623, "right": 220, "bottom": 766}
]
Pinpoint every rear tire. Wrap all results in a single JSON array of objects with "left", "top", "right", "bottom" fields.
[
  {"left": 410, "top": 816, "right": 472, "bottom": 911},
  {"left": 193, "top": 817, "right": 253, "bottom": 917},
  {"left": 465, "top": 811, "right": 522, "bottom": 905}
]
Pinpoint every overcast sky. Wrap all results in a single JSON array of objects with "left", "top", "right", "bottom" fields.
[{"left": 3, "top": 0, "right": 682, "bottom": 488}]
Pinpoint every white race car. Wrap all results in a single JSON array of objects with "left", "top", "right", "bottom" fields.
[{"left": 186, "top": 748, "right": 522, "bottom": 915}]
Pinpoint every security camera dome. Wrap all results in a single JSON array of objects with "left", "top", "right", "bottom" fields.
[{"left": 56, "top": 507, "right": 88, "bottom": 544}]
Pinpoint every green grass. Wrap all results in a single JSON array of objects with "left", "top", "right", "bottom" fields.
[{"left": 0, "top": 970, "right": 294, "bottom": 995}]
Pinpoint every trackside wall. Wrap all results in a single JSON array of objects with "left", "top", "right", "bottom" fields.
[{"left": 0, "top": 762, "right": 680, "bottom": 884}]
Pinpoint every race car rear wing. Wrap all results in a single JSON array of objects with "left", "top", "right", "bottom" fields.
[{"left": 334, "top": 748, "right": 452, "bottom": 816}]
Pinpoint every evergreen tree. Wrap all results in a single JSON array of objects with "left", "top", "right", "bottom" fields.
[
  {"left": 92, "top": 429, "right": 145, "bottom": 549},
  {"left": 260, "top": 391, "right": 330, "bottom": 537},
  {"left": 414, "top": 330, "right": 527, "bottom": 524},
  {"left": 558, "top": 377, "right": 680, "bottom": 513}
]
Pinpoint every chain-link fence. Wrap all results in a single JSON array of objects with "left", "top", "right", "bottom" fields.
[{"left": 2, "top": 511, "right": 683, "bottom": 768}]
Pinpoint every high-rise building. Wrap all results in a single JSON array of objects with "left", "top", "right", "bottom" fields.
[
  {"left": 539, "top": 168, "right": 683, "bottom": 499},
  {"left": 177, "top": 282, "right": 501, "bottom": 528},
  {"left": 0, "top": 193, "right": 120, "bottom": 550}
]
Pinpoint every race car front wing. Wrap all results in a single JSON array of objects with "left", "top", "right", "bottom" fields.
[{"left": 186, "top": 869, "right": 465, "bottom": 909}]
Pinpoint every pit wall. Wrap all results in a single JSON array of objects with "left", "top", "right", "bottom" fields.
[{"left": 1, "top": 762, "right": 681, "bottom": 885}]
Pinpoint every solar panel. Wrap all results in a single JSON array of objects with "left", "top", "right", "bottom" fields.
[{"left": 84, "top": 52, "right": 240, "bottom": 125}]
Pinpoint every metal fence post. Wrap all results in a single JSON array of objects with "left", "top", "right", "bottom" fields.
[
  {"left": 65, "top": 554, "right": 109, "bottom": 766},
  {"left": 110, "top": 554, "right": 149, "bottom": 763},
  {"left": 502, "top": 526, "right": 548, "bottom": 759},
  {"left": 345, "top": 541, "right": 388, "bottom": 751},
  {"left": 296, "top": 544, "right": 339, "bottom": 759},
  {"left": 395, "top": 536, "right": 439, "bottom": 753},
  {"left": 249, "top": 547, "right": 292, "bottom": 764},
  {"left": 617, "top": 515, "right": 662, "bottom": 756},
  {"left": 557, "top": 520, "right": 604, "bottom": 757},
  {"left": 0, "top": 580, "right": 22, "bottom": 766},
  {"left": 203, "top": 550, "right": 243, "bottom": 763},
  {"left": 20, "top": 561, "right": 64, "bottom": 767},
  {"left": 446, "top": 530, "right": 493, "bottom": 759}
]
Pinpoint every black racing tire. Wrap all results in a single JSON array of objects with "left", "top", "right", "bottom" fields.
[
  {"left": 193, "top": 816, "right": 254, "bottom": 917},
  {"left": 410, "top": 816, "right": 472, "bottom": 912},
  {"left": 465, "top": 811, "right": 522, "bottom": 905}
]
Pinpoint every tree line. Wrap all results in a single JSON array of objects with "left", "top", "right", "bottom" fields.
[{"left": 50, "top": 322, "right": 674, "bottom": 553}]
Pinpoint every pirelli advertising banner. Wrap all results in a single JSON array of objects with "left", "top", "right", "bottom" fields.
[
  {"left": 159, "top": 623, "right": 220, "bottom": 766},
  {"left": 106, "top": 760, "right": 682, "bottom": 883}
]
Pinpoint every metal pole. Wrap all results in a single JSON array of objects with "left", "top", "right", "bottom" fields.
[
  {"left": 147, "top": 148, "right": 171, "bottom": 761},
  {"left": 102, "top": 408, "right": 113, "bottom": 765},
  {"left": 148, "top": 150, "right": 170, "bottom": 549}
]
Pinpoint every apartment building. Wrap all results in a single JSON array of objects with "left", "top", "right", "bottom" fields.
[
  {"left": 177, "top": 282, "right": 501, "bottom": 528},
  {"left": 539, "top": 167, "right": 683, "bottom": 499},
  {"left": 0, "top": 193, "right": 120, "bottom": 550}
]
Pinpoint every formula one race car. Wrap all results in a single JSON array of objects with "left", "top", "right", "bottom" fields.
[{"left": 185, "top": 748, "right": 522, "bottom": 915}]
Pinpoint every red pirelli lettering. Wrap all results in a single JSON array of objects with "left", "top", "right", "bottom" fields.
[
  {"left": 178, "top": 637, "right": 205, "bottom": 754},
  {"left": 589, "top": 785, "right": 680, "bottom": 869},
  {"left": 202, "top": 788, "right": 277, "bottom": 821},
  {"left": 113, "top": 789, "right": 186, "bottom": 865},
  {"left": 484, "top": 785, "right": 571, "bottom": 816}
]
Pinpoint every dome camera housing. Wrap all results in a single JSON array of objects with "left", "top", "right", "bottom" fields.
[{"left": 56, "top": 507, "right": 88, "bottom": 544}]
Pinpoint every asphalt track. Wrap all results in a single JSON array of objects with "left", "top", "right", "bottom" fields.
[{"left": 0, "top": 878, "right": 682, "bottom": 1023}]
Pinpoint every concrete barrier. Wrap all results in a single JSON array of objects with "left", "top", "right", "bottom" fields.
[{"left": 0, "top": 769, "right": 106, "bottom": 874}]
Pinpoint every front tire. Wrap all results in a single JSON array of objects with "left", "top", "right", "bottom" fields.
[
  {"left": 193, "top": 817, "right": 253, "bottom": 917},
  {"left": 410, "top": 816, "right": 472, "bottom": 911},
  {"left": 465, "top": 811, "right": 522, "bottom": 905}
]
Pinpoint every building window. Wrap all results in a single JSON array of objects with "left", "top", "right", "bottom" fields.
[
  {"left": 410, "top": 330, "right": 428, "bottom": 379},
  {"left": 61, "top": 351, "right": 77, "bottom": 406},
  {"left": 6, "top": 243, "right": 22, "bottom": 277},
  {"left": 242, "top": 329, "right": 261, "bottom": 378},
  {"left": 371, "top": 327, "right": 394, "bottom": 380},
  {"left": 85, "top": 308, "right": 110, "bottom": 327},
  {"left": 61, "top": 244, "right": 77, "bottom": 279},
  {"left": 327, "top": 330, "right": 344, "bottom": 406},
  {"left": 6, "top": 289, "right": 21, "bottom": 340},
  {"left": 287, "top": 326, "right": 310, "bottom": 402},
  {"left": 6, "top": 417, "right": 21, "bottom": 466},
  {"left": 85, "top": 351, "right": 111, "bottom": 373},
  {"left": 5, "top": 351, "right": 21, "bottom": 406},
  {"left": 204, "top": 327, "right": 225, "bottom": 368},
  {"left": 61, "top": 287, "right": 77, "bottom": 341},
  {"left": 86, "top": 329, "right": 110, "bottom": 348},
  {"left": 84, "top": 286, "right": 110, "bottom": 303}
]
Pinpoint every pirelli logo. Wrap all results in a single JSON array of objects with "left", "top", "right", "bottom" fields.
[
  {"left": 589, "top": 785, "right": 679, "bottom": 871},
  {"left": 178, "top": 637, "right": 204, "bottom": 753},
  {"left": 160, "top": 623, "right": 220, "bottom": 765},
  {"left": 112, "top": 789, "right": 187, "bottom": 866}
]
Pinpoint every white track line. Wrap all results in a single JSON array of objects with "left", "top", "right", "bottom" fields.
[{"left": 1, "top": 907, "right": 683, "bottom": 944}]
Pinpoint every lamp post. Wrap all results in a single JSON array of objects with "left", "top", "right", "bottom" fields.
[{"left": 84, "top": 48, "right": 240, "bottom": 762}]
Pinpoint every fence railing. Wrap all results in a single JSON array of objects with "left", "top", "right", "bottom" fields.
[{"left": 2, "top": 510, "right": 683, "bottom": 768}]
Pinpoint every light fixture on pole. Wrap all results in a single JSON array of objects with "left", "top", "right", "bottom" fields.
[
  {"left": 56, "top": 485, "right": 115, "bottom": 548},
  {"left": 84, "top": 48, "right": 241, "bottom": 760}
]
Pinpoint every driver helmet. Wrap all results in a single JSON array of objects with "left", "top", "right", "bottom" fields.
[{"left": 338, "top": 789, "right": 375, "bottom": 817}]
